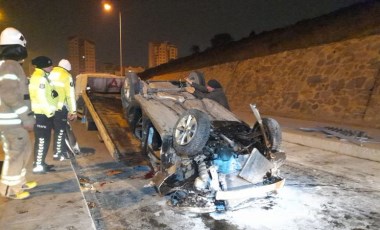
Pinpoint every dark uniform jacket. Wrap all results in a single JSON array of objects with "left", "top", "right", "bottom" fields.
[{"left": 192, "top": 83, "right": 230, "bottom": 110}]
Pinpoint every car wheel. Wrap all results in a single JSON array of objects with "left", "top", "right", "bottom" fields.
[
  {"left": 121, "top": 73, "right": 140, "bottom": 108},
  {"left": 187, "top": 71, "right": 206, "bottom": 86},
  {"left": 173, "top": 109, "right": 210, "bottom": 156},
  {"left": 130, "top": 108, "right": 143, "bottom": 140},
  {"left": 121, "top": 73, "right": 141, "bottom": 124},
  {"left": 252, "top": 118, "right": 282, "bottom": 154},
  {"left": 141, "top": 118, "right": 162, "bottom": 158}
]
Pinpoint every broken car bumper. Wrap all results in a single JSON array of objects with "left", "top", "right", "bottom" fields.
[{"left": 215, "top": 178, "right": 285, "bottom": 200}]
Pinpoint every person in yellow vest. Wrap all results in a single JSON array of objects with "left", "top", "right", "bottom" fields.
[
  {"left": 29, "top": 56, "right": 58, "bottom": 173},
  {"left": 49, "top": 59, "right": 77, "bottom": 161},
  {"left": 0, "top": 27, "right": 37, "bottom": 199}
]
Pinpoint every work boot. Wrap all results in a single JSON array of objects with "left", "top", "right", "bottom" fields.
[
  {"left": 22, "top": 181, "right": 38, "bottom": 190},
  {"left": 53, "top": 153, "right": 65, "bottom": 161},
  {"left": 43, "top": 163, "right": 55, "bottom": 169},
  {"left": 32, "top": 164, "right": 56, "bottom": 174},
  {"left": 7, "top": 191, "right": 30, "bottom": 200}
]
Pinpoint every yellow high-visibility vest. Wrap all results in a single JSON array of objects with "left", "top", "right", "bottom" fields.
[
  {"left": 49, "top": 67, "right": 76, "bottom": 114},
  {"left": 29, "top": 68, "right": 58, "bottom": 117}
]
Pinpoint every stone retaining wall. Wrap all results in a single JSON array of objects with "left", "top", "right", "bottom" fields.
[{"left": 148, "top": 35, "right": 380, "bottom": 129}]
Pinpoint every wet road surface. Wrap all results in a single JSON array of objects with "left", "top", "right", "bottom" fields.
[{"left": 72, "top": 95, "right": 380, "bottom": 230}]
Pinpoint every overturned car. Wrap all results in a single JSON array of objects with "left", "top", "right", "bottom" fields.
[{"left": 121, "top": 72, "right": 286, "bottom": 212}]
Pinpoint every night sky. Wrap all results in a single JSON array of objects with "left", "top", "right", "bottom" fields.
[{"left": 1, "top": 0, "right": 366, "bottom": 68}]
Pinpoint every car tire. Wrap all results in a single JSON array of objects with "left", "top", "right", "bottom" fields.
[
  {"left": 121, "top": 73, "right": 140, "bottom": 109},
  {"left": 141, "top": 118, "right": 161, "bottom": 157},
  {"left": 121, "top": 73, "right": 141, "bottom": 125},
  {"left": 187, "top": 71, "right": 206, "bottom": 86},
  {"left": 173, "top": 109, "right": 210, "bottom": 156},
  {"left": 129, "top": 107, "right": 142, "bottom": 140},
  {"left": 252, "top": 118, "right": 282, "bottom": 153}
]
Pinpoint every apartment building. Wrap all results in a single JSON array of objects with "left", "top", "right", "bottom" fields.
[
  {"left": 148, "top": 42, "right": 178, "bottom": 68},
  {"left": 68, "top": 36, "right": 96, "bottom": 76}
]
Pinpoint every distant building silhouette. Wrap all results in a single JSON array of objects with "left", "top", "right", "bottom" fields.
[
  {"left": 148, "top": 42, "right": 178, "bottom": 68},
  {"left": 125, "top": 66, "right": 145, "bottom": 73},
  {"left": 97, "top": 62, "right": 118, "bottom": 75},
  {"left": 97, "top": 62, "right": 144, "bottom": 75},
  {"left": 68, "top": 36, "right": 96, "bottom": 77}
]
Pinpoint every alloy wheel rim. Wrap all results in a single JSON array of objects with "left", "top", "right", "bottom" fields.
[{"left": 174, "top": 114, "right": 197, "bottom": 145}]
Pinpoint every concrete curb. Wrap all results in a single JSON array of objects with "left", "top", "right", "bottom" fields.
[{"left": 0, "top": 158, "right": 96, "bottom": 229}]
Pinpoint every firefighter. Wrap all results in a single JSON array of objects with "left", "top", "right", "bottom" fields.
[
  {"left": 29, "top": 56, "right": 58, "bottom": 173},
  {"left": 0, "top": 27, "right": 37, "bottom": 199},
  {"left": 48, "top": 59, "right": 77, "bottom": 161}
]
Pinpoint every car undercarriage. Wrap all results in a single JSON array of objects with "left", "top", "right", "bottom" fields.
[{"left": 121, "top": 72, "right": 286, "bottom": 212}]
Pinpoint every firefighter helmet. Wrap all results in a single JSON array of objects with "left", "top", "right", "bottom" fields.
[
  {"left": 0, "top": 27, "right": 27, "bottom": 47},
  {"left": 58, "top": 59, "right": 71, "bottom": 71}
]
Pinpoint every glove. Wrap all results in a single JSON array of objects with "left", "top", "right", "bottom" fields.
[
  {"left": 20, "top": 112, "right": 35, "bottom": 131},
  {"left": 185, "top": 78, "right": 193, "bottom": 85},
  {"left": 22, "top": 117, "right": 35, "bottom": 131},
  {"left": 68, "top": 113, "right": 77, "bottom": 121},
  {"left": 185, "top": 86, "right": 195, "bottom": 94}
]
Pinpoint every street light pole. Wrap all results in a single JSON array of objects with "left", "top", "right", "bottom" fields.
[
  {"left": 119, "top": 9, "right": 122, "bottom": 76},
  {"left": 103, "top": 1, "right": 123, "bottom": 76}
]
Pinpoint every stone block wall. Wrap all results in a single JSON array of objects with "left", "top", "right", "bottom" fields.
[{"left": 148, "top": 35, "right": 380, "bottom": 128}]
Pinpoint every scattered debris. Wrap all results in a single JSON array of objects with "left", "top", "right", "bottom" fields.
[
  {"left": 16, "top": 210, "right": 28, "bottom": 214},
  {"left": 87, "top": 202, "right": 97, "bottom": 209},
  {"left": 79, "top": 177, "right": 91, "bottom": 184},
  {"left": 99, "top": 182, "right": 107, "bottom": 187},
  {"left": 106, "top": 169, "right": 123, "bottom": 176},
  {"left": 74, "top": 147, "right": 96, "bottom": 158},
  {"left": 78, "top": 177, "right": 95, "bottom": 191},
  {"left": 167, "top": 190, "right": 217, "bottom": 213},
  {"left": 299, "top": 126, "right": 375, "bottom": 146},
  {"left": 144, "top": 170, "right": 155, "bottom": 179},
  {"left": 143, "top": 181, "right": 155, "bottom": 188}
]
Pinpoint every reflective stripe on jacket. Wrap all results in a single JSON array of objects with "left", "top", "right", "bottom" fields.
[
  {"left": 0, "top": 60, "right": 35, "bottom": 127},
  {"left": 49, "top": 66, "right": 77, "bottom": 113},
  {"left": 0, "top": 111, "right": 24, "bottom": 125},
  {"left": 0, "top": 162, "right": 26, "bottom": 186},
  {"left": 29, "top": 68, "right": 57, "bottom": 117}
]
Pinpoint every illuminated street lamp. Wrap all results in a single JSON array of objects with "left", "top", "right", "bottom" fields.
[
  {"left": 0, "top": 8, "right": 7, "bottom": 23},
  {"left": 103, "top": 1, "right": 123, "bottom": 76},
  {"left": 0, "top": 10, "right": 4, "bottom": 21}
]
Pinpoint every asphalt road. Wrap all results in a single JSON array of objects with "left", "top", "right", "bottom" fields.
[{"left": 70, "top": 96, "right": 380, "bottom": 230}]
